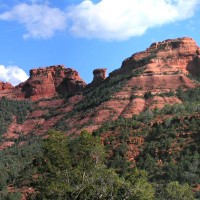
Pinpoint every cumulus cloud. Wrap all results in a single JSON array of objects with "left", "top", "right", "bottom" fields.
[
  {"left": 0, "top": 65, "right": 29, "bottom": 86},
  {"left": 0, "top": 0, "right": 199, "bottom": 40},
  {"left": 0, "top": 3, "right": 67, "bottom": 39},
  {"left": 67, "top": 0, "right": 199, "bottom": 40}
]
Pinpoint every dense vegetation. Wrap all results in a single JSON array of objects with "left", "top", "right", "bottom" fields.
[
  {"left": 0, "top": 134, "right": 42, "bottom": 199},
  {"left": 94, "top": 86, "right": 200, "bottom": 199},
  {"left": 1, "top": 130, "right": 196, "bottom": 200},
  {"left": 0, "top": 97, "right": 32, "bottom": 136},
  {"left": 0, "top": 85, "right": 199, "bottom": 199},
  {"left": 32, "top": 130, "right": 156, "bottom": 200},
  {"left": 0, "top": 131, "right": 155, "bottom": 200}
]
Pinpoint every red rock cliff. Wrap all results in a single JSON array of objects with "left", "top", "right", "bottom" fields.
[
  {"left": 1, "top": 37, "right": 199, "bottom": 102},
  {"left": 18, "top": 65, "right": 86, "bottom": 100},
  {"left": 120, "top": 37, "right": 200, "bottom": 76},
  {"left": 108, "top": 37, "right": 200, "bottom": 117}
]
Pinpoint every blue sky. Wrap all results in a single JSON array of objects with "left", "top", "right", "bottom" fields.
[{"left": 0, "top": 0, "right": 200, "bottom": 85}]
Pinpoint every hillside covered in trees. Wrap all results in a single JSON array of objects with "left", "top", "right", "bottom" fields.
[
  {"left": 0, "top": 86, "right": 199, "bottom": 199},
  {"left": 0, "top": 37, "right": 200, "bottom": 199}
]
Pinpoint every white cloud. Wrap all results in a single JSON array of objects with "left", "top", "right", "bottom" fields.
[
  {"left": 0, "top": 3, "right": 67, "bottom": 39},
  {"left": 0, "top": 0, "right": 199, "bottom": 40},
  {"left": 67, "top": 0, "right": 199, "bottom": 40},
  {"left": 0, "top": 65, "right": 29, "bottom": 86}
]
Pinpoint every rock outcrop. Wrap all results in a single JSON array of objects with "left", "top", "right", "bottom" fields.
[
  {"left": 0, "top": 65, "right": 86, "bottom": 100},
  {"left": 18, "top": 65, "right": 86, "bottom": 100},
  {"left": 0, "top": 81, "right": 14, "bottom": 90},
  {"left": 122, "top": 37, "right": 200, "bottom": 75},
  {"left": 106, "top": 37, "right": 200, "bottom": 117},
  {"left": 0, "top": 82, "right": 15, "bottom": 99},
  {"left": 109, "top": 37, "right": 199, "bottom": 94},
  {"left": 88, "top": 68, "right": 107, "bottom": 87},
  {"left": 92, "top": 68, "right": 107, "bottom": 83}
]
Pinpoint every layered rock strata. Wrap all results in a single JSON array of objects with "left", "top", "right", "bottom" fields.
[{"left": 0, "top": 65, "right": 86, "bottom": 100}]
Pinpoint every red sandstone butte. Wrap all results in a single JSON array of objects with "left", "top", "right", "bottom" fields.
[{"left": 17, "top": 65, "right": 86, "bottom": 100}]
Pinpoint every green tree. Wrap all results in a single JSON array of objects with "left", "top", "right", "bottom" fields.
[
  {"left": 33, "top": 130, "right": 155, "bottom": 200},
  {"left": 69, "top": 130, "right": 105, "bottom": 174},
  {"left": 34, "top": 130, "right": 106, "bottom": 199},
  {"left": 164, "top": 181, "right": 195, "bottom": 200},
  {"left": 124, "top": 168, "right": 155, "bottom": 200},
  {"left": 35, "top": 130, "right": 71, "bottom": 200}
]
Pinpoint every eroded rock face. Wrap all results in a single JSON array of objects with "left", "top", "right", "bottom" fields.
[
  {"left": 0, "top": 81, "right": 14, "bottom": 90},
  {"left": 105, "top": 37, "right": 200, "bottom": 121},
  {"left": 18, "top": 65, "right": 86, "bottom": 100},
  {"left": 11, "top": 65, "right": 86, "bottom": 100},
  {"left": 121, "top": 37, "right": 200, "bottom": 76},
  {"left": 0, "top": 37, "right": 199, "bottom": 104},
  {"left": 0, "top": 65, "right": 86, "bottom": 100},
  {"left": 92, "top": 68, "right": 107, "bottom": 83},
  {"left": 87, "top": 68, "right": 107, "bottom": 88}
]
